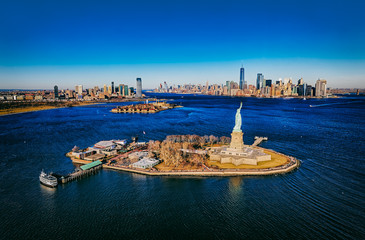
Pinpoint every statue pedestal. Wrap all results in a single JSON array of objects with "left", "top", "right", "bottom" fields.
[{"left": 230, "top": 131, "right": 244, "bottom": 150}]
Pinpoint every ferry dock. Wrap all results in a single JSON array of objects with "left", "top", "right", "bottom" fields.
[{"left": 52, "top": 160, "right": 103, "bottom": 184}]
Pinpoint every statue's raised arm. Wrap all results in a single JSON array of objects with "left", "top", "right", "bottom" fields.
[{"left": 233, "top": 102, "right": 242, "bottom": 132}]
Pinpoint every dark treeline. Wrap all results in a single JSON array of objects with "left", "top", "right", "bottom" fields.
[{"left": 165, "top": 134, "right": 230, "bottom": 146}]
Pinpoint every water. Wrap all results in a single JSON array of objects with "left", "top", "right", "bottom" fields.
[{"left": 0, "top": 94, "right": 364, "bottom": 239}]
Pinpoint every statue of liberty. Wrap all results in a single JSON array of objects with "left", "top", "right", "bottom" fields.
[{"left": 233, "top": 102, "right": 242, "bottom": 132}]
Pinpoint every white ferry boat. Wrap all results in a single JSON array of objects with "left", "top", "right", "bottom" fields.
[{"left": 39, "top": 170, "right": 58, "bottom": 188}]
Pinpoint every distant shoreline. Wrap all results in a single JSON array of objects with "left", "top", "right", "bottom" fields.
[
  {"left": 0, "top": 102, "right": 101, "bottom": 117},
  {"left": 146, "top": 91, "right": 341, "bottom": 99},
  {"left": 0, "top": 98, "right": 153, "bottom": 117}
]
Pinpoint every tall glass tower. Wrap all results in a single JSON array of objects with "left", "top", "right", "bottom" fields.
[
  {"left": 54, "top": 85, "right": 58, "bottom": 99},
  {"left": 256, "top": 73, "right": 264, "bottom": 90},
  {"left": 136, "top": 78, "right": 142, "bottom": 98},
  {"left": 239, "top": 67, "right": 245, "bottom": 90}
]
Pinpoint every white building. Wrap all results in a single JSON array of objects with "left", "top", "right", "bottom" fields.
[
  {"left": 128, "top": 151, "right": 148, "bottom": 161},
  {"left": 114, "top": 140, "right": 127, "bottom": 146},
  {"left": 315, "top": 79, "right": 327, "bottom": 97},
  {"left": 131, "top": 157, "right": 159, "bottom": 169},
  {"left": 94, "top": 140, "right": 116, "bottom": 149},
  {"left": 91, "top": 140, "right": 117, "bottom": 154},
  {"left": 75, "top": 85, "right": 83, "bottom": 95}
]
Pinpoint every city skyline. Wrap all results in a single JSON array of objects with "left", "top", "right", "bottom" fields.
[
  {"left": 1, "top": 0, "right": 364, "bottom": 89},
  {"left": 1, "top": 59, "right": 364, "bottom": 90}
]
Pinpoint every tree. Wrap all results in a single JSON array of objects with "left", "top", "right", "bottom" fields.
[
  {"left": 199, "top": 136, "right": 206, "bottom": 148},
  {"left": 220, "top": 136, "right": 231, "bottom": 145},
  {"left": 204, "top": 135, "right": 210, "bottom": 144},
  {"left": 209, "top": 135, "right": 218, "bottom": 146}
]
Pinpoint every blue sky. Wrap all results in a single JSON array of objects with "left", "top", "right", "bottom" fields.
[{"left": 0, "top": 0, "right": 364, "bottom": 89}]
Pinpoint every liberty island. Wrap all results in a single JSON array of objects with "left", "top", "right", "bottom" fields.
[{"left": 54, "top": 102, "right": 299, "bottom": 182}]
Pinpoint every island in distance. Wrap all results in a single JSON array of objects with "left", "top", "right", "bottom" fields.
[
  {"left": 55, "top": 102, "right": 299, "bottom": 184},
  {"left": 111, "top": 100, "right": 183, "bottom": 114}
]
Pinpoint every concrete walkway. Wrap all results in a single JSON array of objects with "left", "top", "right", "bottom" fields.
[{"left": 252, "top": 136, "right": 268, "bottom": 146}]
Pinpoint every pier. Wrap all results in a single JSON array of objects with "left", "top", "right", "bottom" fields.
[
  {"left": 252, "top": 136, "right": 268, "bottom": 146},
  {"left": 56, "top": 160, "right": 103, "bottom": 184}
]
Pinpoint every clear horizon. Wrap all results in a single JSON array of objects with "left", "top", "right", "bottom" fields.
[{"left": 1, "top": 0, "right": 364, "bottom": 89}]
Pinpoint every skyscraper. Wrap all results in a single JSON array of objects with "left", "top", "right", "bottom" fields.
[
  {"left": 226, "top": 81, "right": 231, "bottom": 95},
  {"left": 303, "top": 83, "right": 307, "bottom": 97},
  {"left": 239, "top": 67, "right": 245, "bottom": 90},
  {"left": 124, "top": 85, "right": 129, "bottom": 96},
  {"left": 111, "top": 82, "right": 114, "bottom": 93},
  {"left": 256, "top": 73, "right": 264, "bottom": 90},
  {"left": 136, "top": 78, "right": 142, "bottom": 98},
  {"left": 75, "top": 85, "right": 83, "bottom": 95},
  {"left": 265, "top": 79, "right": 272, "bottom": 87},
  {"left": 119, "top": 84, "right": 124, "bottom": 95},
  {"left": 315, "top": 79, "right": 327, "bottom": 97},
  {"left": 54, "top": 85, "right": 58, "bottom": 99}
]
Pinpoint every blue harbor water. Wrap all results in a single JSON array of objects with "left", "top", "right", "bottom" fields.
[{"left": 0, "top": 94, "right": 364, "bottom": 239}]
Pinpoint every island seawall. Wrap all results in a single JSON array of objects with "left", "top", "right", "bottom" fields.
[{"left": 103, "top": 155, "right": 300, "bottom": 177}]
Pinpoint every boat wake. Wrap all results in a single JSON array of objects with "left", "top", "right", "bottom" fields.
[{"left": 309, "top": 101, "right": 362, "bottom": 108}]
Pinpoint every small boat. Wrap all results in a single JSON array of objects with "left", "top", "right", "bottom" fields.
[{"left": 39, "top": 170, "right": 58, "bottom": 188}]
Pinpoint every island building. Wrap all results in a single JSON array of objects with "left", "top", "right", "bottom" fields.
[
  {"left": 131, "top": 157, "right": 160, "bottom": 169},
  {"left": 209, "top": 103, "right": 271, "bottom": 165},
  {"left": 70, "top": 140, "right": 127, "bottom": 161}
]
